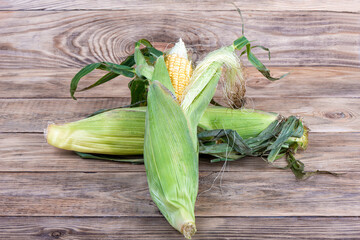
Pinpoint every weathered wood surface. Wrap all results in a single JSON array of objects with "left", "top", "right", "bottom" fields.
[
  {"left": 0, "top": 1, "right": 359, "bottom": 239},
  {"left": 0, "top": 97, "right": 358, "bottom": 133},
  {"left": 0, "top": 172, "right": 356, "bottom": 217},
  {"left": 0, "top": 11, "right": 359, "bottom": 69},
  {"left": 0, "top": 217, "right": 358, "bottom": 240},
  {"left": 0, "top": 132, "right": 358, "bottom": 172},
  {"left": 1, "top": 67, "right": 359, "bottom": 98},
  {"left": 3, "top": 0, "right": 360, "bottom": 12}
]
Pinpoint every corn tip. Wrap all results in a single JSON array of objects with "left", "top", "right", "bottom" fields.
[{"left": 169, "top": 38, "right": 188, "bottom": 59}]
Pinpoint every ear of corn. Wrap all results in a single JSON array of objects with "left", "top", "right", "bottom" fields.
[
  {"left": 143, "top": 39, "right": 199, "bottom": 238},
  {"left": 199, "top": 106, "right": 278, "bottom": 139},
  {"left": 165, "top": 38, "right": 192, "bottom": 103},
  {"left": 46, "top": 107, "right": 146, "bottom": 155},
  {"left": 144, "top": 80, "right": 197, "bottom": 238}
]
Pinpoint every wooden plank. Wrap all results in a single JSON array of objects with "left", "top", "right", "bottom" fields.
[
  {"left": 0, "top": 98, "right": 129, "bottom": 133},
  {"left": 1, "top": 67, "right": 359, "bottom": 98},
  {"left": 0, "top": 97, "right": 358, "bottom": 133},
  {"left": 0, "top": 11, "right": 359, "bottom": 68},
  {"left": 0, "top": 132, "right": 359, "bottom": 173},
  {"left": 2, "top": 0, "right": 360, "bottom": 12},
  {"left": 242, "top": 67, "right": 360, "bottom": 98},
  {"left": 0, "top": 171, "right": 356, "bottom": 217},
  {"left": 0, "top": 216, "right": 359, "bottom": 240},
  {"left": 0, "top": 69, "right": 132, "bottom": 99}
]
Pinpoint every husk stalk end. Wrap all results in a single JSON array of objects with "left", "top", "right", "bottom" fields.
[{"left": 181, "top": 221, "right": 197, "bottom": 239}]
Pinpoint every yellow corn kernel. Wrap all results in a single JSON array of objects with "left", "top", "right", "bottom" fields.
[{"left": 165, "top": 39, "right": 192, "bottom": 102}]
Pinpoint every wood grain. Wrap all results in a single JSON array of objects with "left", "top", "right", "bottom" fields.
[
  {"left": 0, "top": 216, "right": 358, "bottom": 240},
  {"left": 0, "top": 11, "right": 359, "bottom": 69},
  {"left": 1, "top": 67, "right": 360, "bottom": 98},
  {"left": 0, "top": 132, "right": 358, "bottom": 173},
  {"left": 0, "top": 172, "right": 356, "bottom": 217},
  {"left": 2, "top": 0, "right": 360, "bottom": 12},
  {"left": 0, "top": 97, "right": 358, "bottom": 133}
]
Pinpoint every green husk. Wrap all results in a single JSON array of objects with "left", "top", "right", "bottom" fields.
[
  {"left": 144, "top": 81, "right": 198, "bottom": 238},
  {"left": 199, "top": 106, "right": 278, "bottom": 139},
  {"left": 46, "top": 106, "right": 278, "bottom": 156},
  {"left": 143, "top": 40, "right": 203, "bottom": 237},
  {"left": 197, "top": 116, "right": 312, "bottom": 179},
  {"left": 142, "top": 40, "right": 259, "bottom": 238},
  {"left": 46, "top": 107, "right": 146, "bottom": 155}
]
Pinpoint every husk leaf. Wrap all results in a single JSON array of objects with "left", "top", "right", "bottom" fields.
[{"left": 144, "top": 81, "right": 197, "bottom": 238}]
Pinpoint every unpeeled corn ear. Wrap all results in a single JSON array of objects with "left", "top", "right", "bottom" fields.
[{"left": 144, "top": 81, "right": 198, "bottom": 239}]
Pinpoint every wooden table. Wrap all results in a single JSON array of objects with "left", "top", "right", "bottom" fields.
[{"left": 1, "top": 1, "right": 360, "bottom": 239}]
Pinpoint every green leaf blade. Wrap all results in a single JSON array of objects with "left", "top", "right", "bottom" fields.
[
  {"left": 129, "top": 78, "right": 149, "bottom": 107},
  {"left": 75, "top": 152, "right": 144, "bottom": 164},
  {"left": 134, "top": 47, "right": 154, "bottom": 79},
  {"left": 98, "top": 62, "right": 135, "bottom": 77},
  {"left": 246, "top": 44, "right": 289, "bottom": 81},
  {"left": 233, "top": 36, "right": 250, "bottom": 50},
  {"left": 78, "top": 72, "right": 119, "bottom": 92},
  {"left": 70, "top": 62, "right": 101, "bottom": 100}
]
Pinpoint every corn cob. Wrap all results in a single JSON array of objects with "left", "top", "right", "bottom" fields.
[{"left": 165, "top": 38, "right": 192, "bottom": 102}]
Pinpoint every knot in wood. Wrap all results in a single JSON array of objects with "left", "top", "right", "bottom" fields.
[
  {"left": 325, "top": 111, "right": 346, "bottom": 119},
  {"left": 51, "top": 231, "right": 62, "bottom": 238}
]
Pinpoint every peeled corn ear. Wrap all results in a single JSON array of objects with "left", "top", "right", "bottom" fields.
[{"left": 165, "top": 38, "right": 192, "bottom": 102}]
